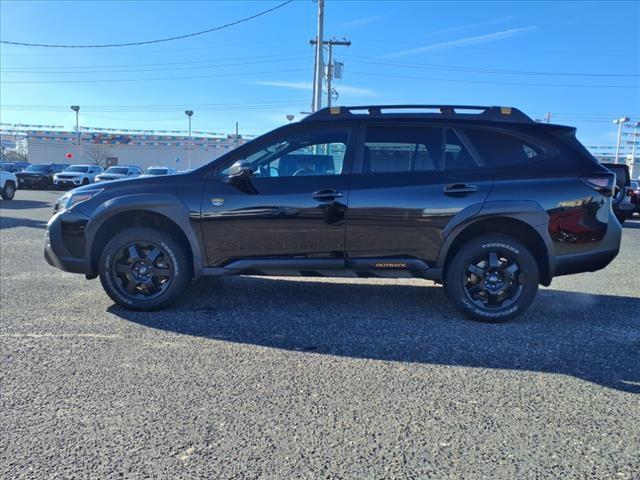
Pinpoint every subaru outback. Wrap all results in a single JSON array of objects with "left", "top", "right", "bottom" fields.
[{"left": 44, "top": 105, "right": 622, "bottom": 322}]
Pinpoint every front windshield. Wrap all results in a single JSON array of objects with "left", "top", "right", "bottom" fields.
[
  {"left": 25, "top": 164, "right": 50, "bottom": 173},
  {"left": 105, "top": 167, "right": 128, "bottom": 174},
  {"left": 64, "top": 166, "right": 89, "bottom": 173},
  {"left": 144, "top": 168, "right": 166, "bottom": 175}
]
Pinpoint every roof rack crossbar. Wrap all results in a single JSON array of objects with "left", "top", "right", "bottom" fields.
[{"left": 302, "top": 104, "right": 533, "bottom": 123}]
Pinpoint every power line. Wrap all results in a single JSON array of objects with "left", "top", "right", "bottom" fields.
[
  {"left": 1, "top": 100, "right": 310, "bottom": 112},
  {"left": 0, "top": 68, "right": 308, "bottom": 84},
  {"left": 347, "top": 70, "right": 639, "bottom": 89},
  {"left": 343, "top": 55, "right": 640, "bottom": 78},
  {"left": 0, "top": 52, "right": 309, "bottom": 71},
  {"left": 1, "top": 55, "right": 312, "bottom": 75},
  {"left": 0, "top": 0, "right": 294, "bottom": 48}
]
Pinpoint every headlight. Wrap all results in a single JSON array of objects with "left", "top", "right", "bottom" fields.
[{"left": 56, "top": 189, "right": 102, "bottom": 213}]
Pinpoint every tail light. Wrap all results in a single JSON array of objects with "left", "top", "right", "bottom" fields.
[
  {"left": 582, "top": 174, "right": 615, "bottom": 197},
  {"left": 626, "top": 187, "right": 634, "bottom": 197}
]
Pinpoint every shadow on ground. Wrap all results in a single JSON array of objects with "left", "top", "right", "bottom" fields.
[
  {"left": 0, "top": 199, "right": 51, "bottom": 211},
  {"left": 109, "top": 276, "right": 640, "bottom": 393},
  {"left": 0, "top": 215, "right": 47, "bottom": 230}
]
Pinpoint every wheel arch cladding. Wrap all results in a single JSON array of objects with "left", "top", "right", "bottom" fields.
[
  {"left": 439, "top": 208, "right": 552, "bottom": 286},
  {"left": 87, "top": 194, "right": 203, "bottom": 277}
]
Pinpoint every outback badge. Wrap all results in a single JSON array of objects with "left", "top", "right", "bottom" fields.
[{"left": 210, "top": 198, "right": 225, "bottom": 207}]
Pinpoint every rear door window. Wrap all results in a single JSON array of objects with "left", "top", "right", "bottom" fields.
[
  {"left": 360, "top": 125, "right": 444, "bottom": 173},
  {"left": 443, "top": 129, "right": 480, "bottom": 170},
  {"left": 463, "top": 128, "right": 545, "bottom": 167}
]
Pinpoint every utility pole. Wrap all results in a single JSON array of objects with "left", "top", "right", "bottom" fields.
[
  {"left": 311, "top": 0, "right": 324, "bottom": 112},
  {"left": 70, "top": 105, "right": 80, "bottom": 159},
  {"left": 310, "top": 37, "right": 351, "bottom": 108},
  {"left": 185, "top": 110, "right": 193, "bottom": 170},
  {"left": 625, "top": 121, "right": 639, "bottom": 178},
  {"left": 613, "top": 116, "right": 629, "bottom": 164},
  {"left": 545, "top": 112, "right": 552, "bottom": 124}
]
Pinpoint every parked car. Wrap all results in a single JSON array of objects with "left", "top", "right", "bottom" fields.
[
  {"left": 95, "top": 165, "right": 142, "bottom": 182},
  {"left": 0, "top": 166, "right": 18, "bottom": 200},
  {"left": 45, "top": 105, "right": 622, "bottom": 322},
  {"left": 54, "top": 164, "right": 104, "bottom": 189},
  {"left": 601, "top": 163, "right": 634, "bottom": 223},
  {"left": 0, "top": 161, "right": 30, "bottom": 173},
  {"left": 141, "top": 166, "right": 177, "bottom": 176},
  {"left": 15, "top": 163, "right": 67, "bottom": 189},
  {"left": 630, "top": 180, "right": 640, "bottom": 215}
]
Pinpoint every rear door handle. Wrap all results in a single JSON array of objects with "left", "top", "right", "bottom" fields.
[
  {"left": 313, "top": 189, "right": 343, "bottom": 201},
  {"left": 443, "top": 183, "right": 477, "bottom": 196}
]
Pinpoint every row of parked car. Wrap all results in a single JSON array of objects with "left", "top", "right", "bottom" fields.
[
  {"left": 603, "top": 162, "right": 640, "bottom": 223},
  {"left": 0, "top": 161, "right": 178, "bottom": 194}
]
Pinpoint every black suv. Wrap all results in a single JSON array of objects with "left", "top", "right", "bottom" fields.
[
  {"left": 16, "top": 163, "right": 67, "bottom": 189},
  {"left": 44, "top": 105, "right": 622, "bottom": 322}
]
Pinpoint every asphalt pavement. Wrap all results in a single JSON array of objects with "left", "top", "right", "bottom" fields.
[{"left": 1, "top": 189, "right": 639, "bottom": 479}]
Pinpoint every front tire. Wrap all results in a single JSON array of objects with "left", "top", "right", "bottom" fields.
[
  {"left": 99, "top": 227, "right": 190, "bottom": 311},
  {"left": 444, "top": 234, "right": 539, "bottom": 322},
  {"left": 1, "top": 181, "right": 16, "bottom": 200}
]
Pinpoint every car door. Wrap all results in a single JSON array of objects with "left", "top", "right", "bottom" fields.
[
  {"left": 200, "top": 124, "right": 355, "bottom": 267},
  {"left": 346, "top": 123, "right": 493, "bottom": 264}
]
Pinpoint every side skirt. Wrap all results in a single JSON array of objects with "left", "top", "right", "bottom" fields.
[{"left": 201, "top": 258, "right": 443, "bottom": 281}]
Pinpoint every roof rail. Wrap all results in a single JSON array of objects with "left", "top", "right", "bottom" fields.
[{"left": 301, "top": 105, "right": 534, "bottom": 124}]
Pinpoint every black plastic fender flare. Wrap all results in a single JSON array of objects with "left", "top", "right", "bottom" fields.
[
  {"left": 84, "top": 193, "right": 205, "bottom": 277},
  {"left": 436, "top": 200, "right": 555, "bottom": 283}
]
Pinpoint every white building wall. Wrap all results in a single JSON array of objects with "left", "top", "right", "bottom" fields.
[{"left": 27, "top": 141, "right": 237, "bottom": 170}]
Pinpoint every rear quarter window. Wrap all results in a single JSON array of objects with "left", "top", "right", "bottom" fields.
[{"left": 462, "top": 128, "right": 549, "bottom": 168}]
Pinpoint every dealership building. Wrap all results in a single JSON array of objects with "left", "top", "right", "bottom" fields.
[{"left": 0, "top": 125, "right": 252, "bottom": 170}]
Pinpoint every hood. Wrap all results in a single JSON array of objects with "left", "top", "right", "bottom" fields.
[{"left": 16, "top": 171, "right": 48, "bottom": 177}]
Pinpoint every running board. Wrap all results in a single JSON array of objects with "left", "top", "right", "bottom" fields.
[{"left": 202, "top": 258, "right": 442, "bottom": 281}]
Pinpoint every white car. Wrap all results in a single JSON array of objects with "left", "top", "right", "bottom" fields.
[
  {"left": 53, "top": 164, "right": 104, "bottom": 189},
  {"left": 95, "top": 165, "right": 143, "bottom": 182},
  {"left": 141, "top": 166, "right": 177, "bottom": 176},
  {"left": 0, "top": 166, "right": 18, "bottom": 200}
]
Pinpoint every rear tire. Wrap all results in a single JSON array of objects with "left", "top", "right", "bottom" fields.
[
  {"left": 444, "top": 234, "right": 539, "bottom": 322},
  {"left": 1, "top": 181, "right": 16, "bottom": 200},
  {"left": 99, "top": 227, "right": 191, "bottom": 311}
]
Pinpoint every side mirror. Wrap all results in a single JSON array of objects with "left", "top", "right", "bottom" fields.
[{"left": 227, "top": 160, "right": 254, "bottom": 182}]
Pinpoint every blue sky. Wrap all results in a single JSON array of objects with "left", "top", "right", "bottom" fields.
[{"left": 1, "top": 0, "right": 639, "bottom": 145}]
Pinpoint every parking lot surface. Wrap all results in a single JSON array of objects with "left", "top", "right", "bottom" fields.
[{"left": 1, "top": 189, "right": 639, "bottom": 479}]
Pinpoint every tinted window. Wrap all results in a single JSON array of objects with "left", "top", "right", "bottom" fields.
[
  {"left": 25, "top": 164, "right": 50, "bottom": 173},
  {"left": 443, "top": 129, "right": 478, "bottom": 170},
  {"left": 64, "top": 166, "right": 89, "bottom": 173},
  {"left": 362, "top": 126, "right": 443, "bottom": 173},
  {"left": 222, "top": 127, "right": 350, "bottom": 177},
  {"left": 105, "top": 167, "right": 128, "bottom": 174},
  {"left": 463, "top": 128, "right": 543, "bottom": 167}
]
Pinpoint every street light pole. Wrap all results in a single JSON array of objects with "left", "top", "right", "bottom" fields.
[
  {"left": 185, "top": 110, "right": 193, "bottom": 170},
  {"left": 70, "top": 105, "right": 80, "bottom": 159},
  {"left": 613, "top": 116, "right": 629, "bottom": 164}
]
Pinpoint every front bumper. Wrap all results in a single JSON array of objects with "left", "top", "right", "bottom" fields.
[
  {"left": 44, "top": 210, "right": 92, "bottom": 275},
  {"left": 17, "top": 176, "right": 48, "bottom": 187},
  {"left": 54, "top": 177, "right": 83, "bottom": 187}
]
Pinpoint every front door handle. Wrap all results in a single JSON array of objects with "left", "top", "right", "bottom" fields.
[
  {"left": 443, "top": 183, "right": 477, "bottom": 196},
  {"left": 313, "top": 189, "right": 343, "bottom": 201}
]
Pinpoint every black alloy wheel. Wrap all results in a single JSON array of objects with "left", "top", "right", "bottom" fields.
[
  {"left": 111, "top": 241, "right": 173, "bottom": 300},
  {"left": 463, "top": 251, "right": 523, "bottom": 310},
  {"left": 99, "top": 227, "right": 190, "bottom": 310},
  {"left": 444, "top": 234, "right": 539, "bottom": 322}
]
